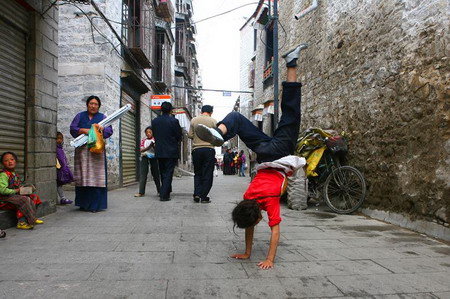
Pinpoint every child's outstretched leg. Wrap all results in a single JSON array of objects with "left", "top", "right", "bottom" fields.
[{"left": 268, "top": 43, "right": 308, "bottom": 157}]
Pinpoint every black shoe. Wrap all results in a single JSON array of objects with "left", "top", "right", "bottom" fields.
[
  {"left": 200, "top": 197, "right": 211, "bottom": 204},
  {"left": 195, "top": 124, "right": 224, "bottom": 146},
  {"left": 160, "top": 197, "right": 171, "bottom": 202},
  {"left": 193, "top": 195, "right": 200, "bottom": 203}
]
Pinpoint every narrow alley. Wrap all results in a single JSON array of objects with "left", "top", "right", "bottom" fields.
[{"left": 0, "top": 174, "right": 449, "bottom": 298}]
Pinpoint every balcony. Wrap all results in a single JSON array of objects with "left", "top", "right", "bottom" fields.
[
  {"left": 263, "top": 63, "right": 273, "bottom": 81},
  {"left": 155, "top": 0, "right": 174, "bottom": 23}
]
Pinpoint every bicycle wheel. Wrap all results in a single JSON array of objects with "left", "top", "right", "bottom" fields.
[{"left": 323, "top": 166, "right": 366, "bottom": 214}]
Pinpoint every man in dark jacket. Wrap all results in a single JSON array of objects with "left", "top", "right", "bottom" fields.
[{"left": 151, "top": 102, "right": 182, "bottom": 201}]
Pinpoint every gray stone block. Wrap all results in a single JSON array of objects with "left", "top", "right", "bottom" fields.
[
  {"left": 166, "top": 278, "right": 286, "bottom": 299},
  {"left": 0, "top": 263, "right": 98, "bottom": 281},
  {"left": 43, "top": 36, "right": 58, "bottom": 56},
  {"left": 327, "top": 272, "right": 450, "bottom": 296},
  {"left": 242, "top": 260, "right": 390, "bottom": 278},
  {"left": 89, "top": 263, "right": 248, "bottom": 281},
  {"left": 0, "top": 280, "right": 167, "bottom": 299}
]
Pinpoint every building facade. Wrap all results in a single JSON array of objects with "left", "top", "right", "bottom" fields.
[
  {"left": 241, "top": 0, "right": 450, "bottom": 230},
  {"left": 58, "top": 0, "right": 201, "bottom": 188},
  {"left": 0, "top": 0, "right": 59, "bottom": 226}
]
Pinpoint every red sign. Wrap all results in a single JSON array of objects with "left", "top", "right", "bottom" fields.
[{"left": 150, "top": 95, "right": 171, "bottom": 110}]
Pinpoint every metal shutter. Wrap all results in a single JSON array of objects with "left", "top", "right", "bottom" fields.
[
  {"left": 120, "top": 91, "right": 138, "bottom": 186},
  {"left": 0, "top": 1, "right": 28, "bottom": 175}
]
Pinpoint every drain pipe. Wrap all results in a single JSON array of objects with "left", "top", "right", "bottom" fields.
[{"left": 295, "top": 0, "right": 319, "bottom": 20}]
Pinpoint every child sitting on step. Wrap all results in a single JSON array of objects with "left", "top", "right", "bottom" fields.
[{"left": 0, "top": 152, "right": 44, "bottom": 229}]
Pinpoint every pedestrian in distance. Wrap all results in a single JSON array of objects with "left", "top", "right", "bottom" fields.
[
  {"left": 56, "top": 132, "right": 74, "bottom": 205},
  {"left": 238, "top": 150, "right": 246, "bottom": 177},
  {"left": 70, "top": 95, "right": 113, "bottom": 212},
  {"left": 188, "top": 105, "right": 217, "bottom": 203},
  {"left": 195, "top": 43, "right": 308, "bottom": 269},
  {"left": 151, "top": 102, "right": 182, "bottom": 201},
  {"left": 135, "top": 126, "right": 161, "bottom": 197},
  {"left": 222, "top": 149, "right": 233, "bottom": 175},
  {"left": 0, "top": 152, "right": 45, "bottom": 230}
]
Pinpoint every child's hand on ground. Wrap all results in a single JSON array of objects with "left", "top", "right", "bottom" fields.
[
  {"left": 230, "top": 253, "right": 250, "bottom": 259},
  {"left": 257, "top": 259, "right": 274, "bottom": 270}
]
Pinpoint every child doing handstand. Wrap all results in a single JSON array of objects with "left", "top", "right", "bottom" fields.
[{"left": 196, "top": 43, "right": 308, "bottom": 269}]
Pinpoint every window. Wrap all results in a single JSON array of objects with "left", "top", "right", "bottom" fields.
[
  {"left": 265, "top": 24, "right": 273, "bottom": 68},
  {"left": 155, "top": 30, "right": 165, "bottom": 82},
  {"left": 253, "top": 29, "right": 257, "bottom": 52},
  {"left": 122, "top": 0, "right": 142, "bottom": 48}
]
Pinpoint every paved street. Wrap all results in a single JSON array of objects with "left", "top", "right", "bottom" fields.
[{"left": 0, "top": 173, "right": 449, "bottom": 299}]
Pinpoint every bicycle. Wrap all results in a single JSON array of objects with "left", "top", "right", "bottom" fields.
[{"left": 296, "top": 128, "right": 367, "bottom": 214}]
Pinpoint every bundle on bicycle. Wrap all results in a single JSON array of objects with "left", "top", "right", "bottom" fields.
[{"left": 294, "top": 128, "right": 367, "bottom": 214}]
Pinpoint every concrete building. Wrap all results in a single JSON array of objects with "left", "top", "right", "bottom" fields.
[
  {"left": 58, "top": 0, "right": 175, "bottom": 188},
  {"left": 240, "top": 0, "right": 450, "bottom": 235},
  {"left": 173, "top": 0, "right": 202, "bottom": 171},
  {"left": 0, "top": 0, "right": 59, "bottom": 227}
]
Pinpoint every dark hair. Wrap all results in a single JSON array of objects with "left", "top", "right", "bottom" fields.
[
  {"left": 144, "top": 126, "right": 152, "bottom": 133},
  {"left": 239, "top": 150, "right": 244, "bottom": 156},
  {"left": 56, "top": 131, "right": 63, "bottom": 138},
  {"left": 201, "top": 105, "right": 213, "bottom": 113},
  {"left": 232, "top": 200, "right": 261, "bottom": 229},
  {"left": 161, "top": 101, "right": 172, "bottom": 114},
  {"left": 1, "top": 151, "right": 18, "bottom": 163},
  {"left": 86, "top": 95, "right": 101, "bottom": 108}
]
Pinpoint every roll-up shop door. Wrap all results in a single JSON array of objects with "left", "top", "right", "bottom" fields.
[
  {"left": 120, "top": 91, "right": 138, "bottom": 186},
  {"left": 0, "top": 1, "right": 28, "bottom": 175}
]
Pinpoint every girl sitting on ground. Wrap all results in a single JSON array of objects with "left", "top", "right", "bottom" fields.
[{"left": 0, "top": 152, "right": 44, "bottom": 230}]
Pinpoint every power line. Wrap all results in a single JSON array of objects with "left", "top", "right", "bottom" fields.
[{"left": 172, "top": 86, "right": 253, "bottom": 94}]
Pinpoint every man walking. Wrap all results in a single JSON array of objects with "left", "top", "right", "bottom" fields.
[
  {"left": 151, "top": 102, "right": 182, "bottom": 201},
  {"left": 188, "top": 105, "right": 217, "bottom": 203}
]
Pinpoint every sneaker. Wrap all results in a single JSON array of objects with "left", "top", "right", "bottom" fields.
[
  {"left": 195, "top": 124, "right": 224, "bottom": 146},
  {"left": 160, "top": 197, "right": 171, "bottom": 202},
  {"left": 134, "top": 193, "right": 144, "bottom": 197},
  {"left": 282, "top": 43, "right": 308, "bottom": 67},
  {"left": 60, "top": 199, "right": 73, "bottom": 205},
  {"left": 201, "top": 197, "right": 211, "bottom": 204},
  {"left": 17, "top": 222, "right": 33, "bottom": 230},
  {"left": 35, "top": 219, "right": 44, "bottom": 225},
  {"left": 193, "top": 195, "right": 200, "bottom": 203}
]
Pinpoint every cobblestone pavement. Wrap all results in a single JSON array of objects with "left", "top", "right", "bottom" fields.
[{"left": 0, "top": 173, "right": 449, "bottom": 299}]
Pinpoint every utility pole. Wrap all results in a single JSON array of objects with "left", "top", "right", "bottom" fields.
[{"left": 272, "top": 0, "right": 279, "bottom": 134}]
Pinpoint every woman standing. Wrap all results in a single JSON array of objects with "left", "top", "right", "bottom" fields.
[{"left": 70, "top": 96, "right": 113, "bottom": 212}]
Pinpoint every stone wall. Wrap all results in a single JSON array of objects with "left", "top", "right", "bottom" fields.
[
  {"left": 26, "top": 0, "right": 59, "bottom": 215},
  {"left": 273, "top": 0, "right": 450, "bottom": 224}
]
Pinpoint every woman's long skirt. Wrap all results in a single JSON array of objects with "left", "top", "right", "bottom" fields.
[{"left": 74, "top": 145, "right": 107, "bottom": 211}]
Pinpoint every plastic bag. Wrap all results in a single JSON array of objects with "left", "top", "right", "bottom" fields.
[
  {"left": 87, "top": 125, "right": 105, "bottom": 153},
  {"left": 305, "top": 146, "right": 326, "bottom": 177}
]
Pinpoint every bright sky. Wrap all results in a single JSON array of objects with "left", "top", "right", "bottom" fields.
[{"left": 193, "top": 0, "right": 258, "bottom": 121}]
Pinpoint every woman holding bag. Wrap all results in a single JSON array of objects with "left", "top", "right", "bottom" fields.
[{"left": 70, "top": 96, "right": 113, "bottom": 212}]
